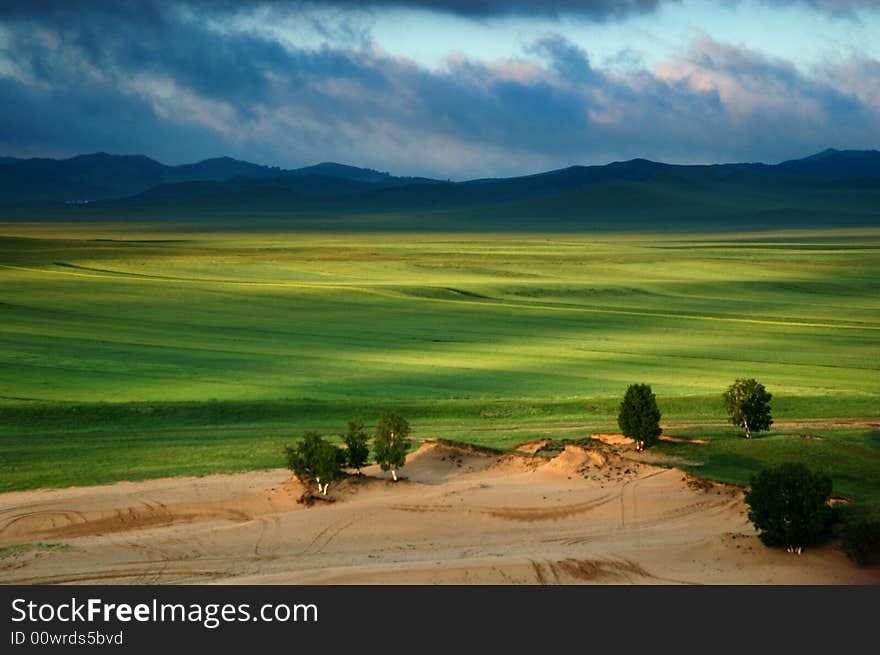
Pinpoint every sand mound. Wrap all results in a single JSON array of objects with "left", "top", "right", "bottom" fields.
[
  {"left": 361, "top": 440, "right": 507, "bottom": 484},
  {"left": 333, "top": 473, "right": 407, "bottom": 495},
  {"left": 535, "top": 444, "right": 655, "bottom": 485},
  {"left": 513, "top": 438, "right": 550, "bottom": 454},
  {"left": 2, "top": 448, "right": 876, "bottom": 586},
  {"left": 590, "top": 433, "right": 635, "bottom": 446},
  {"left": 540, "top": 445, "right": 607, "bottom": 477},
  {"left": 590, "top": 433, "right": 709, "bottom": 446},
  {"left": 431, "top": 439, "right": 506, "bottom": 457}
]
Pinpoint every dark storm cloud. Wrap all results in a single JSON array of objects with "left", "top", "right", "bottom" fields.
[
  {"left": 0, "top": 1, "right": 667, "bottom": 21},
  {"left": 0, "top": 76, "right": 228, "bottom": 162},
  {"left": 527, "top": 35, "right": 598, "bottom": 82},
  {"left": 1, "top": 0, "right": 877, "bottom": 21},
  {"left": 334, "top": 0, "right": 879, "bottom": 17},
  {"left": 284, "top": 1, "right": 667, "bottom": 19},
  {"left": 0, "top": 1, "right": 878, "bottom": 177}
]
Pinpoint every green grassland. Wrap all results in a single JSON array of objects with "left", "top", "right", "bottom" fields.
[
  {"left": 0, "top": 225, "right": 878, "bottom": 514},
  {"left": 0, "top": 542, "right": 71, "bottom": 560}
]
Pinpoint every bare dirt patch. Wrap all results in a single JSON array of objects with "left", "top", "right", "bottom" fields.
[
  {"left": 591, "top": 432, "right": 709, "bottom": 445},
  {"left": 590, "top": 433, "right": 635, "bottom": 446},
  {"left": 513, "top": 438, "right": 551, "bottom": 454},
  {"left": 0, "top": 445, "right": 875, "bottom": 585}
]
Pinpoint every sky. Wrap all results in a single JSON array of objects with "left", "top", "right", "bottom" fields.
[{"left": 0, "top": 0, "right": 878, "bottom": 179}]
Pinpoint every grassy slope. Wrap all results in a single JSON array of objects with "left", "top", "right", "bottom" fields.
[
  {"left": 0, "top": 226, "right": 878, "bottom": 509},
  {"left": 656, "top": 429, "right": 880, "bottom": 509},
  {"left": 5, "top": 169, "right": 880, "bottom": 231}
]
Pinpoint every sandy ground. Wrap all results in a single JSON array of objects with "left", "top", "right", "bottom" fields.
[{"left": 1, "top": 441, "right": 877, "bottom": 585}]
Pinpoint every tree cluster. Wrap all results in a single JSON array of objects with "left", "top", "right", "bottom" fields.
[{"left": 284, "top": 411, "right": 411, "bottom": 495}]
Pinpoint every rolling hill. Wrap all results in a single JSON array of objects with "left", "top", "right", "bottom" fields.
[
  {"left": 1, "top": 149, "right": 878, "bottom": 231},
  {"left": 0, "top": 153, "right": 421, "bottom": 206}
]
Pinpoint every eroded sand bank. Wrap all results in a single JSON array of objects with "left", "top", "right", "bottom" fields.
[{"left": 1, "top": 441, "right": 876, "bottom": 585}]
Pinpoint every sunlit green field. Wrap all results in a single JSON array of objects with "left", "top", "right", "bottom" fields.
[{"left": 1, "top": 224, "right": 878, "bottom": 504}]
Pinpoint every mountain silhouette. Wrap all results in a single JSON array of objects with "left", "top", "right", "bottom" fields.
[{"left": 1, "top": 149, "right": 878, "bottom": 231}]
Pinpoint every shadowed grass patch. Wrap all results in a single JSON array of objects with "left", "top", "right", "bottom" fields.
[{"left": 0, "top": 542, "right": 72, "bottom": 559}]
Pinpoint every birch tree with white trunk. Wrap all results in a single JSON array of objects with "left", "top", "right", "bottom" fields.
[
  {"left": 374, "top": 411, "right": 410, "bottom": 482},
  {"left": 723, "top": 378, "right": 773, "bottom": 439},
  {"left": 284, "top": 431, "right": 344, "bottom": 496}
]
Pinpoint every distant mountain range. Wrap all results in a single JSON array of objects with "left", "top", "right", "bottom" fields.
[
  {"left": 0, "top": 152, "right": 437, "bottom": 205},
  {"left": 1, "top": 149, "right": 878, "bottom": 230}
]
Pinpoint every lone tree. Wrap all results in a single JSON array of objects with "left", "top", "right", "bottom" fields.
[
  {"left": 343, "top": 418, "right": 370, "bottom": 472},
  {"left": 374, "top": 411, "right": 410, "bottom": 481},
  {"left": 744, "top": 463, "right": 832, "bottom": 554},
  {"left": 617, "top": 383, "right": 662, "bottom": 451},
  {"left": 284, "top": 431, "right": 344, "bottom": 495},
  {"left": 723, "top": 378, "right": 773, "bottom": 439}
]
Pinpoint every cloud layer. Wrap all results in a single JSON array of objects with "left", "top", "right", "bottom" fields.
[
  {"left": 0, "top": 1, "right": 666, "bottom": 21},
  {"left": 2, "top": 1, "right": 876, "bottom": 20},
  {"left": 0, "top": 1, "right": 878, "bottom": 178}
]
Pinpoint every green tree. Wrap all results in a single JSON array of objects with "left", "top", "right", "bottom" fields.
[
  {"left": 284, "top": 431, "right": 322, "bottom": 480},
  {"left": 840, "top": 520, "right": 880, "bottom": 565},
  {"left": 343, "top": 418, "right": 370, "bottom": 472},
  {"left": 374, "top": 411, "right": 410, "bottom": 481},
  {"left": 723, "top": 378, "right": 773, "bottom": 438},
  {"left": 284, "top": 431, "right": 344, "bottom": 495},
  {"left": 744, "top": 463, "right": 832, "bottom": 553},
  {"left": 617, "top": 383, "right": 662, "bottom": 451}
]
